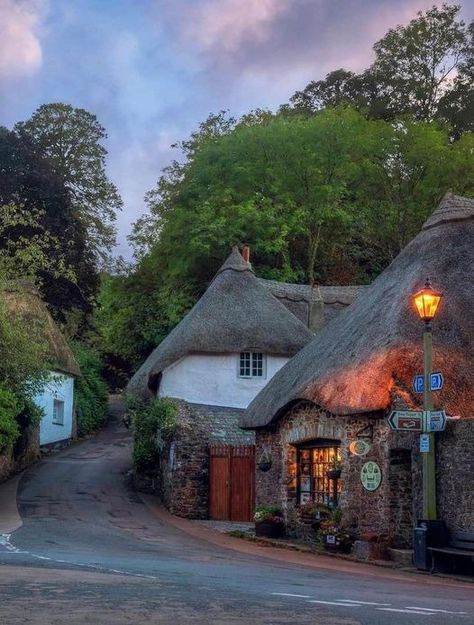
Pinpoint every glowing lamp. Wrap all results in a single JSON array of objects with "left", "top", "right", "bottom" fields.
[{"left": 413, "top": 278, "right": 442, "bottom": 322}]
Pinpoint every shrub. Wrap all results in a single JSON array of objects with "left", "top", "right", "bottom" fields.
[
  {"left": 0, "top": 388, "right": 21, "bottom": 453},
  {"left": 254, "top": 504, "right": 284, "bottom": 524},
  {"left": 70, "top": 342, "right": 108, "bottom": 436},
  {"left": 127, "top": 395, "right": 177, "bottom": 472}
]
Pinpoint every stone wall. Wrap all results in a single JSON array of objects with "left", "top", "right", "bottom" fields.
[
  {"left": 135, "top": 401, "right": 254, "bottom": 519},
  {"left": 437, "top": 419, "right": 474, "bottom": 530},
  {"left": 255, "top": 402, "right": 474, "bottom": 549},
  {"left": 0, "top": 423, "right": 40, "bottom": 483},
  {"left": 255, "top": 401, "right": 418, "bottom": 546}
]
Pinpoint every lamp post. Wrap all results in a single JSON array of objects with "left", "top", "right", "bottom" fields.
[{"left": 413, "top": 278, "right": 442, "bottom": 520}]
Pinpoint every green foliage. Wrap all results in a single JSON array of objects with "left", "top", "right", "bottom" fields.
[
  {"left": 0, "top": 388, "right": 20, "bottom": 453},
  {"left": 0, "top": 125, "right": 98, "bottom": 317},
  {"left": 15, "top": 103, "right": 122, "bottom": 262},
  {"left": 127, "top": 395, "right": 177, "bottom": 472},
  {"left": 288, "top": 5, "right": 474, "bottom": 131},
  {"left": 71, "top": 341, "right": 108, "bottom": 437}
]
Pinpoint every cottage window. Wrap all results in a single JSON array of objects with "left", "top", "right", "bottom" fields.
[
  {"left": 239, "top": 352, "right": 265, "bottom": 378},
  {"left": 53, "top": 399, "right": 65, "bottom": 425},
  {"left": 297, "top": 442, "right": 341, "bottom": 506}
]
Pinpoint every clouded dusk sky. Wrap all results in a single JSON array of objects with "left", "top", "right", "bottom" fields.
[{"left": 1, "top": 0, "right": 473, "bottom": 257}]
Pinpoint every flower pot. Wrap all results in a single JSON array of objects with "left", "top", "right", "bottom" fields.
[
  {"left": 257, "top": 461, "right": 272, "bottom": 472},
  {"left": 326, "top": 469, "right": 342, "bottom": 480},
  {"left": 255, "top": 521, "right": 285, "bottom": 539}
]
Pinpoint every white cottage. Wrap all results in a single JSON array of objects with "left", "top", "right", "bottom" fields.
[
  {"left": 5, "top": 288, "right": 80, "bottom": 447},
  {"left": 127, "top": 247, "right": 364, "bottom": 520},
  {"left": 128, "top": 247, "right": 364, "bottom": 408}
]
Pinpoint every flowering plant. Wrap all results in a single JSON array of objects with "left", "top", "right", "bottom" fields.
[{"left": 254, "top": 504, "right": 284, "bottom": 524}]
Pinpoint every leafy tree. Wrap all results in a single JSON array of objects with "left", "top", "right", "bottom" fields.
[
  {"left": 0, "top": 127, "right": 97, "bottom": 316},
  {"left": 370, "top": 4, "right": 472, "bottom": 120},
  {"left": 286, "top": 5, "right": 473, "bottom": 126},
  {"left": 15, "top": 103, "right": 122, "bottom": 261}
]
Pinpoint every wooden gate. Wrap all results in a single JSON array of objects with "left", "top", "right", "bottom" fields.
[{"left": 209, "top": 444, "right": 255, "bottom": 521}]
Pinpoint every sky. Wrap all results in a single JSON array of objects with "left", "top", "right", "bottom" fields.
[{"left": 1, "top": 0, "right": 473, "bottom": 258}]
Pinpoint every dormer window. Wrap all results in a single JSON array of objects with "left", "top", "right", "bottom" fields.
[{"left": 239, "top": 352, "right": 265, "bottom": 378}]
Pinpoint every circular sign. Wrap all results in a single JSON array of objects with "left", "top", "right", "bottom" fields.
[
  {"left": 361, "top": 461, "right": 382, "bottom": 492},
  {"left": 349, "top": 439, "right": 371, "bottom": 457}
]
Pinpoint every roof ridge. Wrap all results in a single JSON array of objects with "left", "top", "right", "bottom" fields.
[{"left": 422, "top": 192, "right": 474, "bottom": 231}]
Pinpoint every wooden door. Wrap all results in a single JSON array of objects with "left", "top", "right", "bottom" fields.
[{"left": 209, "top": 444, "right": 255, "bottom": 521}]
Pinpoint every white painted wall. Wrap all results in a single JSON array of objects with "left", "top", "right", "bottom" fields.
[
  {"left": 158, "top": 353, "right": 289, "bottom": 409},
  {"left": 34, "top": 372, "right": 75, "bottom": 445}
]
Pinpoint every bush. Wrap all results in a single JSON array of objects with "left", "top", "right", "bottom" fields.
[
  {"left": 0, "top": 388, "right": 21, "bottom": 453},
  {"left": 70, "top": 342, "right": 108, "bottom": 436},
  {"left": 127, "top": 395, "right": 177, "bottom": 472},
  {"left": 254, "top": 504, "right": 284, "bottom": 523}
]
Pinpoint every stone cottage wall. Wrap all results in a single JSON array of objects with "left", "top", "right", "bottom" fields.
[
  {"left": 437, "top": 419, "right": 474, "bottom": 531},
  {"left": 255, "top": 402, "right": 418, "bottom": 546},
  {"left": 135, "top": 400, "right": 254, "bottom": 519}
]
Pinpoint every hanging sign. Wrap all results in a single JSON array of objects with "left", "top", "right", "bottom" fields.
[
  {"left": 360, "top": 461, "right": 382, "bottom": 492},
  {"left": 349, "top": 439, "right": 371, "bottom": 457}
]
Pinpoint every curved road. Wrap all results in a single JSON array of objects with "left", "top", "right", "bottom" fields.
[{"left": 0, "top": 398, "right": 472, "bottom": 625}]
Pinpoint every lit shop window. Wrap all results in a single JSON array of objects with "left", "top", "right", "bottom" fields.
[{"left": 297, "top": 443, "right": 342, "bottom": 506}]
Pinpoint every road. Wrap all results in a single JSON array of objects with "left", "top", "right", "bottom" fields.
[{"left": 0, "top": 398, "right": 472, "bottom": 625}]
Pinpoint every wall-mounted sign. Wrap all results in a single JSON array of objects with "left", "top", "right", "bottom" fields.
[
  {"left": 361, "top": 461, "right": 382, "bottom": 492},
  {"left": 419, "top": 433, "right": 430, "bottom": 453},
  {"left": 349, "top": 439, "right": 371, "bottom": 457}
]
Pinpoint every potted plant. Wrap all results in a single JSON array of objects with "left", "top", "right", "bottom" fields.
[
  {"left": 326, "top": 457, "right": 342, "bottom": 480},
  {"left": 257, "top": 451, "right": 272, "bottom": 472},
  {"left": 254, "top": 504, "right": 285, "bottom": 538},
  {"left": 298, "top": 502, "right": 330, "bottom": 530},
  {"left": 319, "top": 522, "right": 353, "bottom": 553}
]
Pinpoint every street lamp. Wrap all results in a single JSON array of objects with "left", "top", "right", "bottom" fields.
[{"left": 412, "top": 278, "right": 443, "bottom": 520}]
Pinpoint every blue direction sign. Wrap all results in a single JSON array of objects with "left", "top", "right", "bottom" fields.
[
  {"left": 412, "top": 372, "right": 444, "bottom": 393},
  {"left": 424, "top": 410, "right": 447, "bottom": 433}
]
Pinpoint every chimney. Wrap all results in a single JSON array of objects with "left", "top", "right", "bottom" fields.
[
  {"left": 309, "top": 283, "right": 324, "bottom": 333},
  {"left": 242, "top": 245, "right": 250, "bottom": 263}
]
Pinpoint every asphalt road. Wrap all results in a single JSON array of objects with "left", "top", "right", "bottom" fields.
[{"left": 0, "top": 398, "right": 472, "bottom": 625}]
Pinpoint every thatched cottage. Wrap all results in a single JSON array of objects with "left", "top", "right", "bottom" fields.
[
  {"left": 241, "top": 193, "right": 474, "bottom": 550},
  {"left": 0, "top": 287, "right": 80, "bottom": 482},
  {"left": 128, "top": 247, "right": 363, "bottom": 519}
]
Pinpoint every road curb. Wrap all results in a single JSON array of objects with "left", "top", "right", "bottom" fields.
[
  {"left": 139, "top": 492, "right": 473, "bottom": 588},
  {"left": 0, "top": 472, "right": 23, "bottom": 534}
]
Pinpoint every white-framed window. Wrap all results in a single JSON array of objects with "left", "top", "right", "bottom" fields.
[
  {"left": 239, "top": 352, "right": 265, "bottom": 378},
  {"left": 53, "top": 399, "right": 65, "bottom": 425}
]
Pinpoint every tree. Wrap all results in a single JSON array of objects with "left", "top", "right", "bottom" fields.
[
  {"left": 286, "top": 5, "right": 473, "bottom": 126},
  {"left": 370, "top": 4, "right": 472, "bottom": 120},
  {"left": 0, "top": 127, "right": 98, "bottom": 316},
  {"left": 15, "top": 103, "right": 122, "bottom": 261}
]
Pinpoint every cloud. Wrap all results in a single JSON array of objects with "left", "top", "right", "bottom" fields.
[
  {"left": 181, "top": 0, "right": 292, "bottom": 54},
  {"left": 0, "top": 0, "right": 48, "bottom": 81}
]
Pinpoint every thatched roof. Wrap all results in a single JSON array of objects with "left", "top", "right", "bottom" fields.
[
  {"left": 259, "top": 280, "right": 365, "bottom": 327},
  {"left": 241, "top": 192, "right": 474, "bottom": 428},
  {"left": 127, "top": 247, "right": 314, "bottom": 397},
  {"left": 3, "top": 287, "right": 80, "bottom": 377}
]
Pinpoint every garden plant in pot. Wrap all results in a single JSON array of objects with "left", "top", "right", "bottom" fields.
[
  {"left": 254, "top": 504, "right": 285, "bottom": 538},
  {"left": 319, "top": 508, "right": 353, "bottom": 553}
]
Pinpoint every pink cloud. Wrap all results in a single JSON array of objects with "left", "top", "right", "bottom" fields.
[
  {"left": 0, "top": 0, "right": 48, "bottom": 81},
  {"left": 179, "top": 0, "right": 292, "bottom": 53}
]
